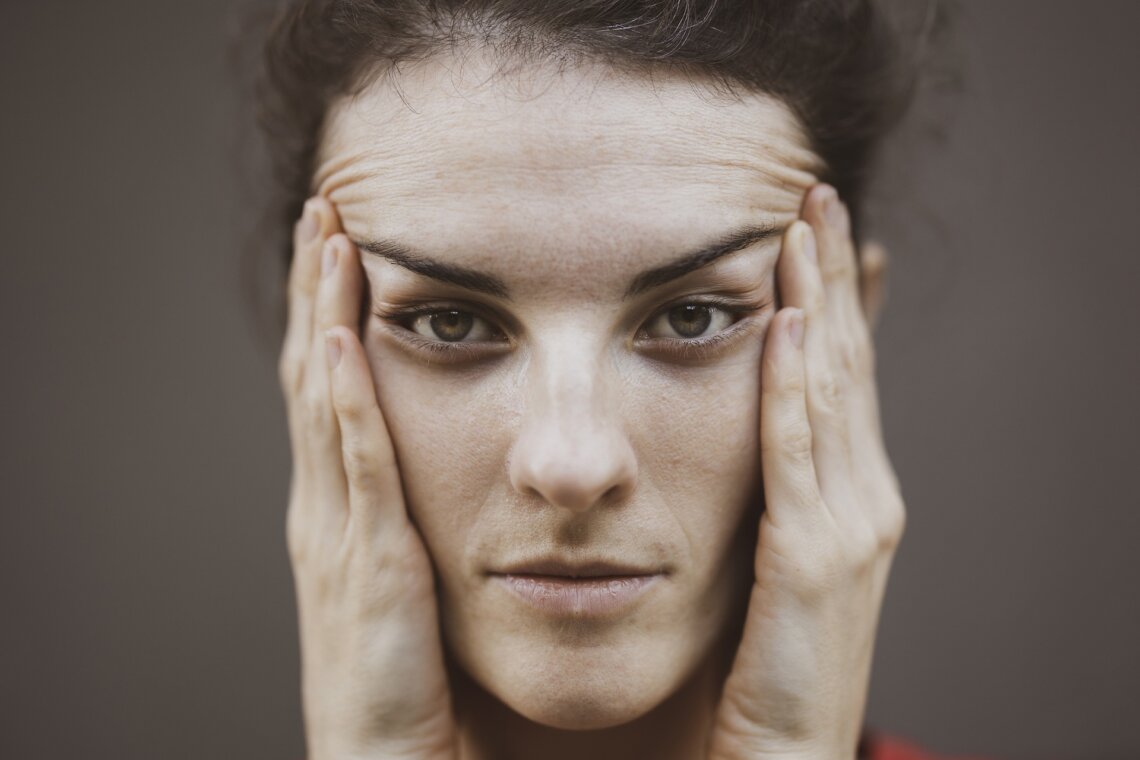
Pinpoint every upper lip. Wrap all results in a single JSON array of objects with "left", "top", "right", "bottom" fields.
[{"left": 492, "top": 557, "right": 663, "bottom": 578}]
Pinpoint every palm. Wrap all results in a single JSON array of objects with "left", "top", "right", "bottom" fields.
[{"left": 708, "top": 187, "right": 904, "bottom": 760}]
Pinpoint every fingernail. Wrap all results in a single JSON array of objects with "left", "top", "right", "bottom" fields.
[
  {"left": 801, "top": 224, "right": 818, "bottom": 265},
  {"left": 299, "top": 201, "right": 319, "bottom": 242},
  {"left": 824, "top": 188, "right": 847, "bottom": 231},
  {"left": 321, "top": 239, "right": 338, "bottom": 278},
  {"left": 325, "top": 331, "right": 342, "bottom": 369},
  {"left": 787, "top": 309, "right": 805, "bottom": 349}
]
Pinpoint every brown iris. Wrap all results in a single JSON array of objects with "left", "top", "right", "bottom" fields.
[
  {"left": 430, "top": 311, "right": 474, "bottom": 341},
  {"left": 667, "top": 304, "right": 712, "bottom": 338}
]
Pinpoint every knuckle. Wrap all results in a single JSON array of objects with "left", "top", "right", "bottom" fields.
[
  {"left": 815, "top": 369, "right": 844, "bottom": 415},
  {"left": 805, "top": 289, "right": 827, "bottom": 321},
  {"left": 844, "top": 521, "right": 880, "bottom": 569},
  {"left": 287, "top": 266, "right": 316, "bottom": 304},
  {"left": 770, "top": 418, "right": 813, "bottom": 461},
  {"left": 841, "top": 333, "right": 875, "bottom": 380},
  {"left": 300, "top": 386, "right": 333, "bottom": 428},
  {"left": 277, "top": 350, "right": 304, "bottom": 395},
  {"left": 823, "top": 246, "right": 857, "bottom": 282},
  {"left": 341, "top": 437, "right": 377, "bottom": 481},
  {"left": 762, "top": 348, "right": 804, "bottom": 393},
  {"left": 331, "top": 386, "right": 368, "bottom": 425},
  {"left": 821, "top": 260, "right": 852, "bottom": 286},
  {"left": 772, "top": 366, "right": 806, "bottom": 400},
  {"left": 876, "top": 496, "right": 908, "bottom": 551}
]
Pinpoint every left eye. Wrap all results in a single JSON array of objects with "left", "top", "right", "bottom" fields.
[
  {"left": 641, "top": 303, "right": 738, "bottom": 340},
  {"left": 406, "top": 310, "right": 502, "bottom": 343}
]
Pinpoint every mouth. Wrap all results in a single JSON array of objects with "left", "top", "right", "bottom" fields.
[{"left": 489, "top": 558, "right": 666, "bottom": 617}]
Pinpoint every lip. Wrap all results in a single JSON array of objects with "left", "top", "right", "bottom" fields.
[
  {"left": 489, "top": 558, "right": 666, "bottom": 618},
  {"left": 494, "top": 558, "right": 661, "bottom": 578}
]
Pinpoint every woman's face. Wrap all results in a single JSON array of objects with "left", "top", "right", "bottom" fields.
[{"left": 316, "top": 51, "right": 820, "bottom": 729}]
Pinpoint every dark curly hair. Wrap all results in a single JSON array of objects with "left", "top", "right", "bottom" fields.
[{"left": 239, "top": 0, "right": 950, "bottom": 342}]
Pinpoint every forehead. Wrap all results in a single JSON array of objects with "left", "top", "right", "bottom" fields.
[{"left": 315, "top": 50, "right": 821, "bottom": 278}]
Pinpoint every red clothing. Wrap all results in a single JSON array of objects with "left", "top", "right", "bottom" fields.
[{"left": 862, "top": 730, "right": 992, "bottom": 760}]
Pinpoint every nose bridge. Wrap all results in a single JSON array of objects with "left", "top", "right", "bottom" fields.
[
  {"left": 534, "top": 335, "right": 610, "bottom": 423},
  {"left": 508, "top": 333, "right": 637, "bottom": 512}
]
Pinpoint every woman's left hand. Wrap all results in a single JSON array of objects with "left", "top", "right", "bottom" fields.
[{"left": 706, "top": 184, "right": 905, "bottom": 760}]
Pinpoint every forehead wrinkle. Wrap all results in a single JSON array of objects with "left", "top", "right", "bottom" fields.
[
  {"left": 325, "top": 147, "right": 811, "bottom": 238},
  {"left": 315, "top": 50, "right": 822, "bottom": 194},
  {"left": 319, "top": 108, "right": 819, "bottom": 183},
  {"left": 331, "top": 155, "right": 803, "bottom": 284}
]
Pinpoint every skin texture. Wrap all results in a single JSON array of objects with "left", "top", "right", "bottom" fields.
[{"left": 281, "top": 47, "right": 902, "bottom": 760}]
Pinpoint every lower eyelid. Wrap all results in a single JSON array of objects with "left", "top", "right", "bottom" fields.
[{"left": 375, "top": 322, "right": 511, "bottom": 365}]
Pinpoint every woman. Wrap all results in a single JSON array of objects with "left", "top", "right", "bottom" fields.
[{"left": 257, "top": 1, "right": 964, "bottom": 758}]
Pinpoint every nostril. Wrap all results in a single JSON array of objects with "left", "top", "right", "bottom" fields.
[{"left": 600, "top": 483, "right": 624, "bottom": 506}]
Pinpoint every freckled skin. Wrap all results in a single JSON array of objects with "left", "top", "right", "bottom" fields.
[{"left": 315, "top": 49, "right": 821, "bottom": 745}]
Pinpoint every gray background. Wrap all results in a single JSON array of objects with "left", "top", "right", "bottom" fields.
[{"left": 2, "top": 2, "right": 1137, "bottom": 758}]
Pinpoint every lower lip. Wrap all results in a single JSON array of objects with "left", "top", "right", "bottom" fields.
[{"left": 493, "top": 573, "right": 662, "bottom": 617}]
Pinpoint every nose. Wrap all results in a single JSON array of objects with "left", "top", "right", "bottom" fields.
[{"left": 508, "top": 340, "right": 638, "bottom": 514}]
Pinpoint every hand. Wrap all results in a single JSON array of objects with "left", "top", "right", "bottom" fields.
[
  {"left": 706, "top": 185, "right": 905, "bottom": 760},
  {"left": 280, "top": 198, "right": 458, "bottom": 760}
]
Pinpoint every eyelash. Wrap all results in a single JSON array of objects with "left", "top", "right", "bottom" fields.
[{"left": 373, "top": 296, "right": 765, "bottom": 364}]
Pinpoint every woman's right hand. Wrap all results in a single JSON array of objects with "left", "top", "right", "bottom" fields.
[{"left": 280, "top": 198, "right": 458, "bottom": 760}]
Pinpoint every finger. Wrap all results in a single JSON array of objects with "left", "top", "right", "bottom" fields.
[
  {"left": 801, "top": 185, "right": 863, "bottom": 351},
  {"left": 801, "top": 195, "right": 890, "bottom": 481},
  {"left": 803, "top": 201, "right": 902, "bottom": 551},
  {"left": 758, "top": 306, "right": 826, "bottom": 531},
  {"left": 858, "top": 241, "right": 889, "bottom": 333},
  {"left": 801, "top": 188, "right": 894, "bottom": 535},
  {"left": 297, "top": 233, "right": 363, "bottom": 515},
  {"left": 282, "top": 199, "right": 339, "bottom": 485},
  {"left": 775, "top": 221, "right": 856, "bottom": 523},
  {"left": 312, "top": 233, "right": 365, "bottom": 340},
  {"left": 281, "top": 198, "right": 345, "bottom": 518},
  {"left": 280, "top": 197, "right": 340, "bottom": 398},
  {"left": 301, "top": 234, "right": 363, "bottom": 435},
  {"left": 325, "top": 326, "right": 410, "bottom": 543}
]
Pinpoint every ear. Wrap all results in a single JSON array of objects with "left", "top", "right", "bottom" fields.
[{"left": 858, "top": 241, "right": 889, "bottom": 332}]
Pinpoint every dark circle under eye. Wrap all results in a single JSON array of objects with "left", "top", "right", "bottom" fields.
[
  {"left": 667, "top": 304, "right": 713, "bottom": 338},
  {"left": 430, "top": 311, "right": 474, "bottom": 342}
]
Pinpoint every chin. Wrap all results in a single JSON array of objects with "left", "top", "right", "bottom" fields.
[
  {"left": 492, "top": 654, "right": 678, "bottom": 730},
  {"left": 447, "top": 612, "right": 701, "bottom": 730}
]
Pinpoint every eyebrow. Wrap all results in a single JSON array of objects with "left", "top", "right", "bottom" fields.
[{"left": 353, "top": 222, "right": 781, "bottom": 301}]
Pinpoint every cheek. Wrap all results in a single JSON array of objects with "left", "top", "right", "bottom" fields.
[
  {"left": 626, "top": 352, "right": 763, "bottom": 563},
  {"left": 362, "top": 336, "right": 517, "bottom": 565}
]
